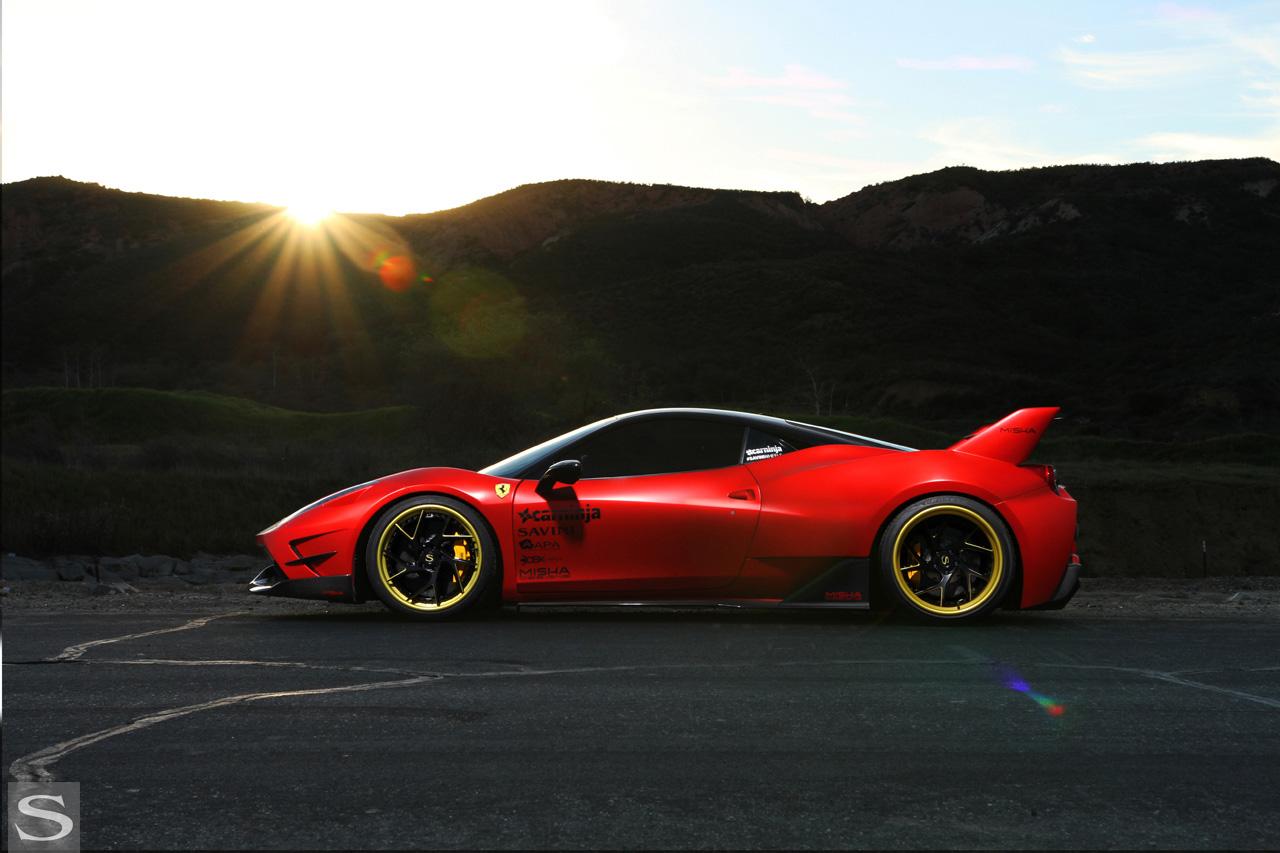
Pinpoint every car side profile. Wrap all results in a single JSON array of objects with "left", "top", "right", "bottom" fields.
[{"left": 251, "top": 407, "right": 1081, "bottom": 622}]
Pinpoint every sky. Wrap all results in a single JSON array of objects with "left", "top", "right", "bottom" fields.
[{"left": 2, "top": 0, "right": 1278, "bottom": 215}]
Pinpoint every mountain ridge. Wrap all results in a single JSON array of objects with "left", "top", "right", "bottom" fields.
[
  {"left": 3, "top": 158, "right": 1278, "bottom": 441},
  {"left": 5, "top": 157, "right": 1276, "bottom": 261}
]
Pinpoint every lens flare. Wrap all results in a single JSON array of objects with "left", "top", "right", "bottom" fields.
[
  {"left": 1005, "top": 673, "right": 1066, "bottom": 716},
  {"left": 430, "top": 266, "right": 527, "bottom": 358},
  {"left": 376, "top": 254, "right": 416, "bottom": 292}
]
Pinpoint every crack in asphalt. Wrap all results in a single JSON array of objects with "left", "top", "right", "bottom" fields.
[
  {"left": 8, "top": 674, "right": 443, "bottom": 782},
  {"left": 8, "top": 613, "right": 1279, "bottom": 783},
  {"left": 49, "top": 612, "right": 249, "bottom": 661}
]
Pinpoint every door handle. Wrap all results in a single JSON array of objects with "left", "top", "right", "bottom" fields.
[{"left": 727, "top": 489, "right": 756, "bottom": 501}]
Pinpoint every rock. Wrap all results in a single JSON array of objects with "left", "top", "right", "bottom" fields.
[
  {"left": 90, "top": 580, "right": 137, "bottom": 596},
  {"left": 1, "top": 555, "right": 55, "bottom": 581},
  {"left": 217, "top": 554, "right": 261, "bottom": 571},
  {"left": 53, "top": 556, "right": 92, "bottom": 581},
  {"left": 181, "top": 568, "right": 218, "bottom": 585},
  {"left": 136, "top": 555, "right": 175, "bottom": 578},
  {"left": 99, "top": 556, "right": 141, "bottom": 581}
]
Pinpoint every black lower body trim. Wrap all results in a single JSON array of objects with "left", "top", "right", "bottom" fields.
[
  {"left": 782, "top": 557, "right": 870, "bottom": 605},
  {"left": 249, "top": 564, "right": 355, "bottom": 602}
]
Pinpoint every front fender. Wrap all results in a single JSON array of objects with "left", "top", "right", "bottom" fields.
[{"left": 257, "top": 468, "right": 518, "bottom": 599}]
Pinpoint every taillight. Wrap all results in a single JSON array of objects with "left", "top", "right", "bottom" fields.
[{"left": 1021, "top": 463, "right": 1058, "bottom": 493}]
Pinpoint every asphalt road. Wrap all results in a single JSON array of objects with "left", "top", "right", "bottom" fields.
[{"left": 4, "top": 599, "right": 1280, "bottom": 850}]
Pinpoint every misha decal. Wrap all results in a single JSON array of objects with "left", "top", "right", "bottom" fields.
[
  {"left": 518, "top": 566, "right": 571, "bottom": 581},
  {"left": 1000, "top": 426, "right": 1037, "bottom": 434},
  {"left": 494, "top": 483, "right": 511, "bottom": 499},
  {"left": 518, "top": 505, "right": 602, "bottom": 525}
]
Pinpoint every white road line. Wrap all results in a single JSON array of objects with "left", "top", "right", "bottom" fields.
[
  {"left": 51, "top": 612, "right": 249, "bottom": 661},
  {"left": 1034, "top": 663, "right": 1280, "bottom": 710},
  {"left": 1138, "top": 670, "right": 1280, "bottom": 710},
  {"left": 8, "top": 674, "right": 439, "bottom": 782}
]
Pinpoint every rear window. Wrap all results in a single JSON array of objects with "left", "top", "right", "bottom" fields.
[{"left": 742, "top": 428, "right": 796, "bottom": 464}]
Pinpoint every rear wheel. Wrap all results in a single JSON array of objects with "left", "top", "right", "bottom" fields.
[
  {"left": 365, "top": 496, "right": 498, "bottom": 620},
  {"left": 877, "top": 495, "right": 1014, "bottom": 621}
]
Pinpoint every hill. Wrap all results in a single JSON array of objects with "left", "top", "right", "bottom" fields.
[{"left": 3, "top": 159, "right": 1279, "bottom": 441}]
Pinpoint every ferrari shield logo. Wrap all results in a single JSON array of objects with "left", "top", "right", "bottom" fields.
[{"left": 494, "top": 483, "right": 511, "bottom": 499}]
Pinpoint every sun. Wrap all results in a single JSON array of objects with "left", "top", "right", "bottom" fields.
[{"left": 285, "top": 201, "right": 334, "bottom": 226}]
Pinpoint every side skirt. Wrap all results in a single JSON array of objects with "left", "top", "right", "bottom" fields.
[{"left": 514, "top": 600, "right": 869, "bottom": 611}]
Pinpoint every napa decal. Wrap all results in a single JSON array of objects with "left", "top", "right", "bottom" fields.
[
  {"left": 518, "top": 505, "right": 602, "bottom": 525},
  {"left": 518, "top": 538, "right": 561, "bottom": 551}
]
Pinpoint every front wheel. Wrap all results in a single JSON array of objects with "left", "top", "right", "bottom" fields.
[
  {"left": 365, "top": 496, "right": 499, "bottom": 620},
  {"left": 876, "top": 495, "right": 1015, "bottom": 621}
]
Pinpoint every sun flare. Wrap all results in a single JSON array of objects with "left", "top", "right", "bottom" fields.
[{"left": 286, "top": 202, "right": 334, "bottom": 226}]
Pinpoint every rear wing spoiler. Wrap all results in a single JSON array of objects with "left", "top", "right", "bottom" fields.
[{"left": 948, "top": 407, "right": 1059, "bottom": 465}]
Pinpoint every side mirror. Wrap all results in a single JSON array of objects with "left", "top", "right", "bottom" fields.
[{"left": 537, "top": 459, "right": 582, "bottom": 493}]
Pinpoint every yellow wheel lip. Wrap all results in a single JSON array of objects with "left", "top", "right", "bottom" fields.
[
  {"left": 376, "top": 503, "right": 482, "bottom": 612},
  {"left": 890, "top": 504, "right": 1004, "bottom": 616}
]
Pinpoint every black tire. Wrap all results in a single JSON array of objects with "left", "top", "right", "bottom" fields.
[
  {"left": 876, "top": 495, "right": 1015, "bottom": 622},
  {"left": 364, "top": 495, "right": 500, "bottom": 620}
]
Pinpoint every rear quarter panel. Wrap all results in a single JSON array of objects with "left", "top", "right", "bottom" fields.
[{"left": 745, "top": 446, "right": 1073, "bottom": 607}]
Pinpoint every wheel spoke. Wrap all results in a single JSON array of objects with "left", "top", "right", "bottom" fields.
[
  {"left": 895, "top": 509, "right": 1003, "bottom": 613},
  {"left": 377, "top": 503, "right": 484, "bottom": 611}
]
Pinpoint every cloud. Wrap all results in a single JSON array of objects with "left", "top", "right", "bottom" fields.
[
  {"left": 708, "top": 64, "right": 860, "bottom": 123},
  {"left": 1074, "top": 34, "right": 1097, "bottom": 44},
  {"left": 1058, "top": 46, "right": 1209, "bottom": 87},
  {"left": 1061, "top": 6, "right": 1280, "bottom": 90},
  {"left": 710, "top": 65, "right": 847, "bottom": 91},
  {"left": 1156, "top": 3, "right": 1223, "bottom": 22},
  {"left": 1137, "top": 129, "right": 1280, "bottom": 160},
  {"left": 896, "top": 55, "right": 1034, "bottom": 71},
  {"left": 1242, "top": 81, "right": 1280, "bottom": 115}
]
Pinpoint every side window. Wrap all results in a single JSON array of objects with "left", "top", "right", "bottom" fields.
[
  {"left": 742, "top": 428, "right": 796, "bottom": 464},
  {"left": 569, "top": 419, "right": 745, "bottom": 478}
]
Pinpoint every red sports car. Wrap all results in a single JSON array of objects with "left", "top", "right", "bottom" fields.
[{"left": 251, "top": 407, "right": 1081, "bottom": 622}]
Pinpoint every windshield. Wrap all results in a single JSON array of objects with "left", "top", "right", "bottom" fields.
[{"left": 479, "top": 415, "right": 617, "bottom": 479}]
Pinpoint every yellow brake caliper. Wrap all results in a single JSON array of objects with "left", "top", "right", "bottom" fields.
[
  {"left": 907, "top": 542, "right": 922, "bottom": 587},
  {"left": 452, "top": 542, "right": 471, "bottom": 586}
]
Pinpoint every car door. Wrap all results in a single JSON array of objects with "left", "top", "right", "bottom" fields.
[{"left": 510, "top": 416, "right": 761, "bottom": 597}]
